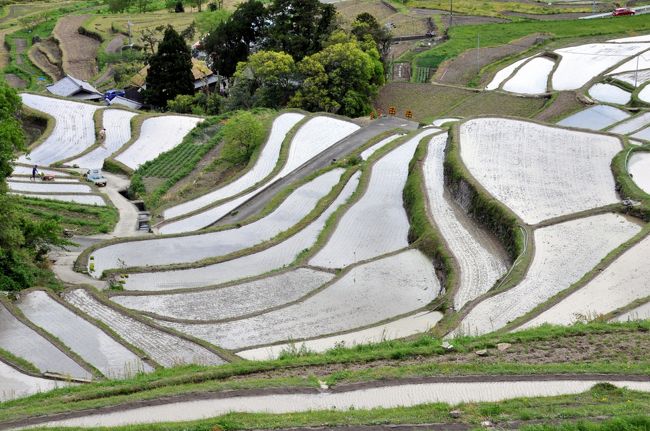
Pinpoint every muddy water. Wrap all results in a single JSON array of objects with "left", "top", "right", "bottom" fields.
[
  {"left": 35, "top": 380, "right": 650, "bottom": 428},
  {"left": 0, "top": 362, "right": 71, "bottom": 402}
]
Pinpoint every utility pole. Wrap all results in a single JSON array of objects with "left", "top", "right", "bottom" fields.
[
  {"left": 449, "top": 0, "right": 453, "bottom": 31},
  {"left": 635, "top": 54, "right": 640, "bottom": 88},
  {"left": 477, "top": 33, "right": 480, "bottom": 74}
]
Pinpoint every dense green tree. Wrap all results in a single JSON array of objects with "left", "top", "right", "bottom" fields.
[
  {"left": 227, "top": 50, "right": 296, "bottom": 110},
  {"left": 289, "top": 33, "right": 384, "bottom": 117},
  {"left": 0, "top": 79, "right": 65, "bottom": 291},
  {"left": 145, "top": 26, "right": 194, "bottom": 107},
  {"left": 202, "top": 0, "right": 266, "bottom": 77},
  {"left": 220, "top": 111, "right": 265, "bottom": 165},
  {"left": 263, "top": 0, "right": 337, "bottom": 60},
  {"left": 352, "top": 12, "right": 392, "bottom": 62}
]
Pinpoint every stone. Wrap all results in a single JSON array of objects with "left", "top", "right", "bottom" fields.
[
  {"left": 442, "top": 341, "right": 454, "bottom": 350},
  {"left": 449, "top": 409, "right": 462, "bottom": 418},
  {"left": 475, "top": 349, "right": 488, "bottom": 356},
  {"left": 497, "top": 342, "right": 512, "bottom": 352}
]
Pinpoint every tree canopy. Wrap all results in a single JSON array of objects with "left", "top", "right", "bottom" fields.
[
  {"left": 145, "top": 26, "right": 195, "bottom": 107},
  {"left": 0, "top": 79, "right": 65, "bottom": 291}
]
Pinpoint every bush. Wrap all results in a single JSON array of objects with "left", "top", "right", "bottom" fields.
[{"left": 220, "top": 111, "right": 265, "bottom": 165}]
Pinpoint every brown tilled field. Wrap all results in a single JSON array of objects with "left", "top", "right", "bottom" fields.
[
  {"left": 53, "top": 15, "right": 99, "bottom": 81},
  {"left": 29, "top": 44, "right": 64, "bottom": 81}
]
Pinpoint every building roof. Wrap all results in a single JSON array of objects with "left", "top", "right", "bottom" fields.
[
  {"left": 108, "top": 96, "right": 143, "bottom": 110},
  {"left": 130, "top": 58, "right": 215, "bottom": 89},
  {"left": 46, "top": 75, "right": 103, "bottom": 100}
]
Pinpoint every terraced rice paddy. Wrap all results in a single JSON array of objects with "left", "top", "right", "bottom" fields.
[
  {"left": 458, "top": 213, "right": 640, "bottom": 336},
  {"left": 552, "top": 43, "right": 650, "bottom": 91},
  {"left": 360, "top": 134, "right": 402, "bottom": 160},
  {"left": 63, "top": 289, "right": 225, "bottom": 367},
  {"left": 588, "top": 83, "right": 631, "bottom": 105},
  {"left": 423, "top": 133, "right": 508, "bottom": 309},
  {"left": 608, "top": 112, "right": 650, "bottom": 134},
  {"left": 90, "top": 169, "right": 344, "bottom": 276},
  {"left": 502, "top": 57, "right": 554, "bottom": 95},
  {"left": 18, "top": 94, "right": 99, "bottom": 166},
  {"left": 159, "top": 116, "right": 360, "bottom": 233},
  {"left": 614, "top": 301, "right": 650, "bottom": 322},
  {"left": 520, "top": 233, "right": 650, "bottom": 329},
  {"left": 115, "top": 116, "right": 203, "bottom": 170},
  {"left": 628, "top": 152, "right": 650, "bottom": 194},
  {"left": 70, "top": 110, "right": 138, "bottom": 169},
  {"left": 557, "top": 105, "right": 630, "bottom": 131},
  {"left": 630, "top": 124, "right": 650, "bottom": 140},
  {"left": 0, "top": 361, "right": 71, "bottom": 402},
  {"left": 11, "top": 165, "right": 70, "bottom": 177},
  {"left": 9, "top": 193, "right": 106, "bottom": 206},
  {"left": 0, "top": 302, "right": 90, "bottom": 379},
  {"left": 310, "top": 130, "right": 434, "bottom": 269},
  {"left": 459, "top": 118, "right": 621, "bottom": 224},
  {"left": 121, "top": 172, "right": 361, "bottom": 291},
  {"left": 158, "top": 250, "right": 439, "bottom": 350},
  {"left": 611, "top": 69, "right": 650, "bottom": 87},
  {"left": 162, "top": 112, "right": 305, "bottom": 220},
  {"left": 485, "top": 57, "right": 530, "bottom": 90},
  {"left": 112, "top": 269, "right": 334, "bottom": 322},
  {"left": 7, "top": 180, "right": 92, "bottom": 194},
  {"left": 239, "top": 310, "right": 444, "bottom": 360},
  {"left": 17, "top": 291, "right": 151, "bottom": 378}
]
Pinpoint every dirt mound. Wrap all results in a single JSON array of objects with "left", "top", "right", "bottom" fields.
[
  {"left": 433, "top": 34, "right": 544, "bottom": 86},
  {"left": 53, "top": 15, "right": 99, "bottom": 81}
]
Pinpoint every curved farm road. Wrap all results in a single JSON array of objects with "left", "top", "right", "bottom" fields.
[{"left": 7, "top": 375, "right": 650, "bottom": 429}]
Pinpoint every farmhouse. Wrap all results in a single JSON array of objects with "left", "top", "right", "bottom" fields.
[
  {"left": 130, "top": 58, "right": 219, "bottom": 92},
  {"left": 46, "top": 75, "right": 103, "bottom": 101}
]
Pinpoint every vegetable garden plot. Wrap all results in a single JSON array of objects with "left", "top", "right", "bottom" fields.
[
  {"left": 457, "top": 213, "right": 640, "bottom": 336},
  {"left": 90, "top": 169, "right": 344, "bottom": 276},
  {"left": 423, "top": 133, "right": 508, "bottom": 310},
  {"left": 628, "top": 152, "right": 650, "bottom": 194},
  {"left": 608, "top": 112, "right": 650, "bottom": 134},
  {"left": 485, "top": 57, "right": 531, "bottom": 90},
  {"left": 112, "top": 268, "right": 334, "bottom": 321},
  {"left": 0, "top": 302, "right": 90, "bottom": 379},
  {"left": 159, "top": 116, "right": 360, "bottom": 233},
  {"left": 0, "top": 361, "right": 71, "bottom": 402},
  {"left": 552, "top": 43, "right": 650, "bottom": 91},
  {"left": 309, "top": 130, "right": 436, "bottom": 269},
  {"left": 9, "top": 193, "right": 106, "bottom": 206},
  {"left": 18, "top": 94, "right": 99, "bottom": 166},
  {"left": 238, "top": 310, "right": 444, "bottom": 360},
  {"left": 115, "top": 116, "right": 203, "bottom": 170},
  {"left": 614, "top": 301, "right": 650, "bottom": 322},
  {"left": 63, "top": 289, "right": 225, "bottom": 367},
  {"left": 502, "top": 57, "right": 554, "bottom": 95},
  {"left": 163, "top": 113, "right": 305, "bottom": 220},
  {"left": 588, "top": 83, "right": 631, "bottom": 105},
  {"left": 17, "top": 291, "right": 152, "bottom": 379},
  {"left": 123, "top": 172, "right": 361, "bottom": 291},
  {"left": 557, "top": 105, "right": 630, "bottom": 131},
  {"left": 7, "top": 180, "right": 92, "bottom": 194},
  {"left": 460, "top": 118, "right": 621, "bottom": 225},
  {"left": 360, "top": 134, "right": 402, "bottom": 160},
  {"left": 158, "top": 249, "right": 439, "bottom": 350},
  {"left": 11, "top": 165, "right": 70, "bottom": 177},
  {"left": 520, "top": 233, "right": 650, "bottom": 329},
  {"left": 70, "top": 110, "right": 138, "bottom": 169}
]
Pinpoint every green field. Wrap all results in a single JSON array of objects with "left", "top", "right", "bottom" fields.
[{"left": 16, "top": 197, "right": 118, "bottom": 235}]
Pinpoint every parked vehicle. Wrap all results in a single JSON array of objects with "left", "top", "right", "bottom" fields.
[
  {"left": 84, "top": 169, "right": 107, "bottom": 187},
  {"left": 104, "top": 89, "right": 126, "bottom": 101},
  {"left": 613, "top": 7, "right": 635, "bottom": 16}
]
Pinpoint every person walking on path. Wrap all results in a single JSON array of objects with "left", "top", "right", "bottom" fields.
[
  {"left": 99, "top": 128, "right": 106, "bottom": 147},
  {"left": 31, "top": 165, "right": 38, "bottom": 181}
]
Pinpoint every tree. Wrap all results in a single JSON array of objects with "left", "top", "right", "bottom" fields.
[
  {"left": 263, "top": 0, "right": 337, "bottom": 60},
  {"left": 289, "top": 34, "right": 384, "bottom": 117},
  {"left": 202, "top": 0, "right": 266, "bottom": 77},
  {"left": 227, "top": 50, "right": 296, "bottom": 110},
  {"left": 145, "top": 26, "right": 195, "bottom": 107},
  {"left": 0, "top": 79, "right": 66, "bottom": 291},
  {"left": 351, "top": 12, "right": 392, "bottom": 62},
  {"left": 220, "top": 111, "right": 265, "bottom": 165}
]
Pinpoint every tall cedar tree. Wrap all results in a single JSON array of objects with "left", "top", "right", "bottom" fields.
[
  {"left": 202, "top": 0, "right": 266, "bottom": 77},
  {"left": 264, "top": 0, "right": 336, "bottom": 61},
  {"left": 145, "top": 26, "right": 194, "bottom": 107}
]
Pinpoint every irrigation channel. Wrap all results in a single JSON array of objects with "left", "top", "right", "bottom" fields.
[{"left": 4, "top": 375, "right": 650, "bottom": 429}]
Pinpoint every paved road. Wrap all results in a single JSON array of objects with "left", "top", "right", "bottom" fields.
[{"left": 215, "top": 116, "right": 419, "bottom": 227}]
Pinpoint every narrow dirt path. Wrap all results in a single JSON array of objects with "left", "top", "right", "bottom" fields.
[
  {"left": 101, "top": 172, "right": 145, "bottom": 238},
  {"left": 105, "top": 35, "right": 124, "bottom": 54},
  {"left": 8, "top": 375, "right": 650, "bottom": 429}
]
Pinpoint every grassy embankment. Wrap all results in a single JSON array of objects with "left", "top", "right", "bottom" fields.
[{"left": 1, "top": 320, "right": 649, "bottom": 426}]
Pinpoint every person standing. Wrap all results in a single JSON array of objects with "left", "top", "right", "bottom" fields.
[{"left": 31, "top": 165, "right": 38, "bottom": 181}]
